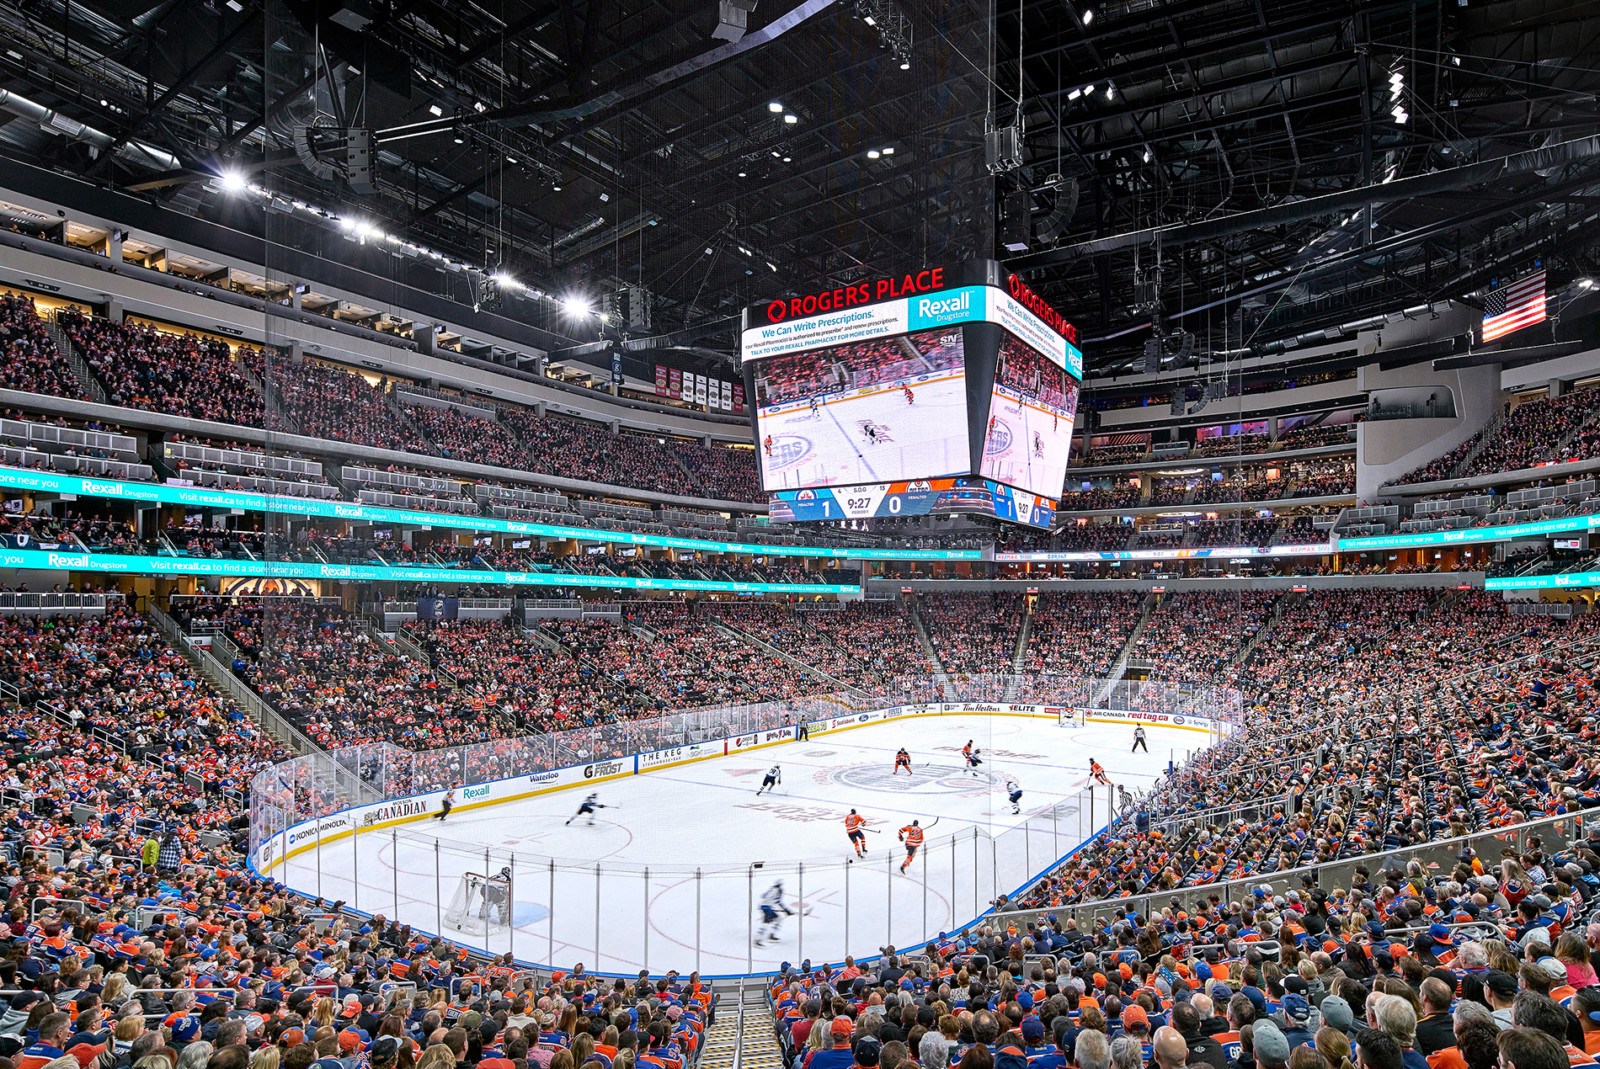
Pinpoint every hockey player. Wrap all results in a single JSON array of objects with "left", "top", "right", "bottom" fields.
[
  {"left": 1005, "top": 777, "right": 1023, "bottom": 816},
  {"left": 898, "top": 819, "right": 924, "bottom": 874},
  {"left": 565, "top": 792, "right": 605, "bottom": 826},
  {"left": 1089, "top": 758, "right": 1110, "bottom": 786},
  {"left": 808, "top": 396, "right": 820, "bottom": 418},
  {"left": 903, "top": 385, "right": 915, "bottom": 405},
  {"left": 756, "top": 765, "right": 782, "bottom": 796},
  {"left": 763, "top": 434, "right": 774, "bottom": 457},
  {"left": 845, "top": 809, "right": 869, "bottom": 859},
  {"left": 434, "top": 789, "right": 455, "bottom": 821},
  {"left": 962, "top": 741, "right": 983, "bottom": 777},
  {"left": 483, "top": 866, "right": 512, "bottom": 923},
  {"left": 1132, "top": 725, "right": 1149, "bottom": 753},
  {"left": 893, "top": 748, "right": 912, "bottom": 776},
  {"left": 1033, "top": 432, "right": 1045, "bottom": 459},
  {"left": 753, "top": 880, "right": 794, "bottom": 946}
]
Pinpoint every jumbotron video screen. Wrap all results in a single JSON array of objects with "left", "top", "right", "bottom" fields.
[
  {"left": 751, "top": 327, "right": 970, "bottom": 491},
  {"left": 979, "top": 331, "right": 1081, "bottom": 500}
]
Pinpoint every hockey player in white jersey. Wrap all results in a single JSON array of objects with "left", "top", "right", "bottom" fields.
[
  {"left": 1005, "top": 776, "right": 1023, "bottom": 815},
  {"left": 756, "top": 764, "right": 782, "bottom": 796},
  {"left": 753, "top": 880, "right": 795, "bottom": 946}
]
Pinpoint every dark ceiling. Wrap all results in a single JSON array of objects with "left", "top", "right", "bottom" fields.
[{"left": 0, "top": 0, "right": 1597, "bottom": 375}]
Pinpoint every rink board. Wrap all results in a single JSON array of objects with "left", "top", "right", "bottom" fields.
[{"left": 255, "top": 706, "right": 1223, "bottom": 977}]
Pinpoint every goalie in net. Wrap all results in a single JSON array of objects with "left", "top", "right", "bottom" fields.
[
  {"left": 443, "top": 867, "right": 512, "bottom": 931},
  {"left": 1057, "top": 708, "right": 1088, "bottom": 727}
]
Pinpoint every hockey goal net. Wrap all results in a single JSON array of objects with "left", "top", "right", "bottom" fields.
[
  {"left": 442, "top": 871, "right": 512, "bottom": 932},
  {"left": 1056, "top": 707, "right": 1087, "bottom": 728}
]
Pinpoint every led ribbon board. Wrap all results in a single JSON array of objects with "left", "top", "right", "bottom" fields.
[
  {"left": 0, "top": 546, "right": 862, "bottom": 594},
  {"left": 0, "top": 466, "right": 982, "bottom": 562}
]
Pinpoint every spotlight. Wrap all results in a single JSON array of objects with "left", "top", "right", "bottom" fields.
[
  {"left": 428, "top": 103, "right": 443, "bottom": 117},
  {"left": 1081, "top": 6, "right": 1094, "bottom": 23},
  {"left": 867, "top": 150, "right": 881, "bottom": 159},
  {"left": 562, "top": 295, "right": 591, "bottom": 317},
  {"left": 768, "top": 102, "right": 784, "bottom": 113},
  {"left": 218, "top": 170, "right": 249, "bottom": 194},
  {"left": 452, "top": 127, "right": 465, "bottom": 144},
  {"left": 784, "top": 113, "right": 798, "bottom": 124}
]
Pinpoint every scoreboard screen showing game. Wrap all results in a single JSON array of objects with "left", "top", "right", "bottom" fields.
[
  {"left": 749, "top": 327, "right": 971, "bottom": 491},
  {"left": 978, "top": 330, "right": 1081, "bottom": 500},
  {"left": 741, "top": 260, "right": 1082, "bottom": 513}
]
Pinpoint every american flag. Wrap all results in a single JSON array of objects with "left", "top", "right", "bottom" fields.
[{"left": 1481, "top": 269, "right": 1546, "bottom": 343}]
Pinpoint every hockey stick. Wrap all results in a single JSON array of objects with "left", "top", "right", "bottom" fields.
[{"left": 922, "top": 817, "right": 941, "bottom": 830}]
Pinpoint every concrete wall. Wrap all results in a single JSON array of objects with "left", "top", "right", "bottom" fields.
[{"left": 1355, "top": 362, "right": 1501, "bottom": 498}]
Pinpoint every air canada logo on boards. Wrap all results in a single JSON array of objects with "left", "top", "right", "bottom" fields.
[
  {"left": 584, "top": 760, "right": 626, "bottom": 779},
  {"left": 769, "top": 435, "right": 814, "bottom": 469},
  {"left": 360, "top": 799, "right": 430, "bottom": 827}
]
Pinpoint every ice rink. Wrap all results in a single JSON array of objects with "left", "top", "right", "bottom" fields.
[
  {"left": 759, "top": 373, "right": 969, "bottom": 489},
  {"left": 279, "top": 714, "right": 1202, "bottom": 976}
]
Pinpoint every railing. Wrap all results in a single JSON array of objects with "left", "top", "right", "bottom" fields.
[
  {"left": 0, "top": 592, "right": 121, "bottom": 614},
  {"left": 991, "top": 808, "right": 1592, "bottom": 935},
  {"left": 0, "top": 416, "right": 137, "bottom": 457},
  {"left": 149, "top": 606, "right": 322, "bottom": 757}
]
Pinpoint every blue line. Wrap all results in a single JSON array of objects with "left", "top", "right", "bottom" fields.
[{"left": 825, "top": 401, "right": 879, "bottom": 482}]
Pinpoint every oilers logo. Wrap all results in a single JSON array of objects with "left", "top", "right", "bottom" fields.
[
  {"left": 985, "top": 418, "right": 1013, "bottom": 456},
  {"left": 768, "top": 435, "right": 814, "bottom": 469}
]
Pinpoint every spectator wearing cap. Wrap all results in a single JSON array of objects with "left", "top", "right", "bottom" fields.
[
  {"left": 1280, "top": 996, "right": 1315, "bottom": 1050},
  {"left": 853, "top": 1036, "right": 882, "bottom": 1069},
  {"left": 1415, "top": 981, "right": 1456, "bottom": 1057},
  {"left": 1119, "top": 1006, "right": 1152, "bottom": 1061},
  {"left": 805, "top": 1019, "right": 855, "bottom": 1069},
  {"left": 1019, "top": 1018, "right": 1049, "bottom": 1059},
  {"left": 1253, "top": 1022, "right": 1293, "bottom": 1069},
  {"left": 1486, "top": 974, "right": 1520, "bottom": 1027},
  {"left": 1321, "top": 1000, "right": 1357, "bottom": 1043}
]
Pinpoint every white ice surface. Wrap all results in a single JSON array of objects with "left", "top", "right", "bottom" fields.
[{"left": 282, "top": 715, "right": 1205, "bottom": 976}]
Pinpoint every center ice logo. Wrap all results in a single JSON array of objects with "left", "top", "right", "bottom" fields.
[
  {"left": 769, "top": 435, "right": 814, "bottom": 468},
  {"left": 985, "top": 419, "right": 1013, "bottom": 456}
]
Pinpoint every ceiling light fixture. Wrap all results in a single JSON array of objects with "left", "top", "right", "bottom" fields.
[
  {"left": 428, "top": 104, "right": 443, "bottom": 117},
  {"left": 1081, "top": 7, "right": 1094, "bottom": 24},
  {"left": 784, "top": 113, "right": 798, "bottom": 124},
  {"left": 768, "top": 102, "right": 784, "bottom": 113}
]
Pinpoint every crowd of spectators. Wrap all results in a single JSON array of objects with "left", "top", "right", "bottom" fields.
[
  {"left": 1060, "top": 485, "right": 1145, "bottom": 513},
  {"left": 1134, "top": 592, "right": 1278, "bottom": 687},
  {"left": 1398, "top": 388, "right": 1600, "bottom": 485},
  {"left": 1018, "top": 592, "right": 1144, "bottom": 680},
  {"left": 1186, "top": 519, "right": 1279, "bottom": 549},
  {"left": 265, "top": 360, "right": 432, "bottom": 455},
  {"left": 0, "top": 293, "right": 87, "bottom": 399},
  {"left": 1289, "top": 460, "right": 1357, "bottom": 499},
  {"left": 58, "top": 311, "right": 264, "bottom": 425},
  {"left": 917, "top": 594, "right": 1025, "bottom": 680}
]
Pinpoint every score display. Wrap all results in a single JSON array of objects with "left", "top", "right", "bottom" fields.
[{"left": 741, "top": 260, "right": 1082, "bottom": 518}]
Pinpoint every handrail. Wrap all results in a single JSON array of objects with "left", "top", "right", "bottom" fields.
[{"left": 993, "top": 801, "right": 1589, "bottom": 933}]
